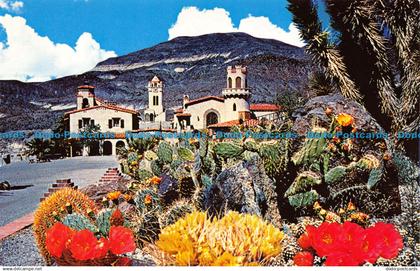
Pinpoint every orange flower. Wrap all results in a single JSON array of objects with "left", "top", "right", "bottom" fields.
[
  {"left": 313, "top": 201, "right": 322, "bottom": 210},
  {"left": 110, "top": 209, "right": 125, "bottom": 226},
  {"left": 336, "top": 113, "right": 354, "bottom": 127},
  {"left": 149, "top": 176, "right": 162, "bottom": 185},
  {"left": 107, "top": 191, "right": 122, "bottom": 201},
  {"left": 347, "top": 202, "right": 356, "bottom": 211},
  {"left": 144, "top": 194, "right": 153, "bottom": 205},
  {"left": 108, "top": 226, "right": 136, "bottom": 255},
  {"left": 45, "top": 222, "right": 74, "bottom": 258},
  {"left": 123, "top": 194, "right": 132, "bottom": 202}
]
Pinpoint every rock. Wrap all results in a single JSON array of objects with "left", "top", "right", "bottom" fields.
[
  {"left": 80, "top": 179, "right": 129, "bottom": 203},
  {"left": 292, "top": 93, "right": 382, "bottom": 136},
  {"left": 0, "top": 181, "right": 11, "bottom": 190},
  {"left": 205, "top": 156, "right": 281, "bottom": 227},
  {"left": 158, "top": 174, "right": 178, "bottom": 205}
]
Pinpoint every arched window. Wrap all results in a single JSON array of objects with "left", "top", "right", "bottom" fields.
[
  {"left": 235, "top": 77, "right": 242, "bottom": 88},
  {"left": 206, "top": 112, "right": 218, "bottom": 127},
  {"left": 150, "top": 114, "right": 154, "bottom": 122},
  {"left": 233, "top": 103, "right": 237, "bottom": 111},
  {"left": 228, "top": 77, "right": 232, "bottom": 88},
  {"left": 82, "top": 98, "right": 89, "bottom": 108}
]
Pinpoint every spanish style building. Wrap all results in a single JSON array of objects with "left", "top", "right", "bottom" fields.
[
  {"left": 65, "top": 65, "right": 280, "bottom": 156},
  {"left": 173, "top": 65, "right": 279, "bottom": 131}
]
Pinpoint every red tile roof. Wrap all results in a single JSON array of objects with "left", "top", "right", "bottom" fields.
[
  {"left": 174, "top": 108, "right": 184, "bottom": 114},
  {"left": 250, "top": 103, "right": 280, "bottom": 111},
  {"left": 65, "top": 104, "right": 138, "bottom": 115},
  {"left": 176, "top": 113, "right": 192, "bottom": 117},
  {"left": 185, "top": 96, "right": 224, "bottom": 106},
  {"left": 78, "top": 85, "right": 95, "bottom": 89}
]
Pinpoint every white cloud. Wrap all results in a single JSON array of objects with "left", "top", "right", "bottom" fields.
[
  {"left": 0, "top": 14, "right": 117, "bottom": 82},
  {"left": 0, "top": 0, "right": 23, "bottom": 12},
  {"left": 169, "top": 6, "right": 304, "bottom": 47}
]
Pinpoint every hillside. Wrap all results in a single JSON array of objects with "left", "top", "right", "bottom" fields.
[{"left": 0, "top": 32, "right": 311, "bottom": 132}]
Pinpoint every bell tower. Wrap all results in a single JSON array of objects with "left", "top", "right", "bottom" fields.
[
  {"left": 76, "top": 85, "right": 96, "bottom": 110},
  {"left": 222, "top": 65, "right": 251, "bottom": 121},
  {"left": 145, "top": 76, "right": 165, "bottom": 122}
]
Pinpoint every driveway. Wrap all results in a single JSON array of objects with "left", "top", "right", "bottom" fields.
[{"left": 0, "top": 156, "right": 119, "bottom": 226}]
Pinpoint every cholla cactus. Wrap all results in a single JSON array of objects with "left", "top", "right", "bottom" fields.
[
  {"left": 156, "top": 211, "right": 284, "bottom": 266},
  {"left": 33, "top": 188, "right": 97, "bottom": 264}
]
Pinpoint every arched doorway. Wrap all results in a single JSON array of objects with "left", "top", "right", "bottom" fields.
[
  {"left": 89, "top": 141, "right": 100, "bottom": 156},
  {"left": 206, "top": 112, "right": 219, "bottom": 127},
  {"left": 103, "top": 141, "right": 113, "bottom": 156},
  {"left": 116, "top": 140, "right": 125, "bottom": 156}
]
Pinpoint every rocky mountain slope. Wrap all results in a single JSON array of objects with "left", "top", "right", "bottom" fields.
[{"left": 0, "top": 32, "right": 311, "bottom": 132}]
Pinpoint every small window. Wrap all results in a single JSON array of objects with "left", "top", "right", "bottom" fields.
[
  {"left": 233, "top": 103, "right": 237, "bottom": 111},
  {"left": 90, "top": 119, "right": 95, "bottom": 126},
  {"left": 78, "top": 120, "right": 82, "bottom": 129},
  {"left": 121, "top": 119, "right": 125, "bottom": 128},
  {"left": 108, "top": 119, "right": 112, "bottom": 128},
  {"left": 236, "top": 77, "right": 242, "bottom": 88},
  {"left": 228, "top": 77, "right": 232, "bottom": 88}
]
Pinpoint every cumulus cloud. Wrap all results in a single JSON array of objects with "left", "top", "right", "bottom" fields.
[
  {"left": 0, "top": 14, "right": 116, "bottom": 82},
  {"left": 168, "top": 6, "right": 304, "bottom": 47},
  {"left": 0, "top": 0, "right": 23, "bottom": 12}
]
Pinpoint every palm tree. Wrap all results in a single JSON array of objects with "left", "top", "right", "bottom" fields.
[
  {"left": 26, "top": 138, "right": 53, "bottom": 161},
  {"left": 287, "top": 0, "right": 419, "bottom": 137}
]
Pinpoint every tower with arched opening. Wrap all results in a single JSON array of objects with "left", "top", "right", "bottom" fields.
[{"left": 222, "top": 65, "right": 251, "bottom": 121}]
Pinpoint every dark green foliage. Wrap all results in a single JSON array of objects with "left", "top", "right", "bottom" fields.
[
  {"left": 285, "top": 171, "right": 322, "bottom": 197},
  {"left": 96, "top": 209, "right": 113, "bottom": 236},
  {"left": 157, "top": 141, "right": 173, "bottom": 164}
]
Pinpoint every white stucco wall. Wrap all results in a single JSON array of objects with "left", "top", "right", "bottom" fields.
[
  {"left": 185, "top": 99, "right": 225, "bottom": 130},
  {"left": 69, "top": 107, "right": 135, "bottom": 134}
]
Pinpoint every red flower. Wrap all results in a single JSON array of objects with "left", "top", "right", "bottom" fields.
[
  {"left": 369, "top": 222, "right": 403, "bottom": 259},
  {"left": 108, "top": 226, "right": 136, "bottom": 255},
  {"left": 110, "top": 209, "right": 125, "bottom": 226},
  {"left": 325, "top": 252, "right": 360, "bottom": 266},
  {"left": 93, "top": 237, "right": 109, "bottom": 259},
  {"left": 297, "top": 232, "right": 312, "bottom": 249},
  {"left": 353, "top": 227, "right": 381, "bottom": 264},
  {"left": 311, "top": 222, "right": 344, "bottom": 257},
  {"left": 293, "top": 251, "right": 313, "bottom": 266},
  {"left": 69, "top": 230, "right": 98, "bottom": 261},
  {"left": 45, "top": 222, "right": 74, "bottom": 258}
]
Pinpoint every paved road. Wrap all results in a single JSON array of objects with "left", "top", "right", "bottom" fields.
[{"left": 0, "top": 156, "right": 119, "bottom": 226}]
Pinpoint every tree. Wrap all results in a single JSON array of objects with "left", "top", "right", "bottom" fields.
[
  {"left": 287, "top": 0, "right": 419, "bottom": 136},
  {"left": 26, "top": 138, "right": 53, "bottom": 161}
]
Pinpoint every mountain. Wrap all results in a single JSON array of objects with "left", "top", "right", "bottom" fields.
[{"left": 0, "top": 32, "right": 312, "bottom": 132}]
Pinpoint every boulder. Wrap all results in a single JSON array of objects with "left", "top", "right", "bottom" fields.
[
  {"left": 204, "top": 156, "right": 281, "bottom": 227},
  {"left": 158, "top": 174, "right": 179, "bottom": 205}
]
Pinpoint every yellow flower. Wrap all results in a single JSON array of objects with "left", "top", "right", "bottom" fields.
[
  {"left": 313, "top": 201, "right": 322, "bottom": 210},
  {"left": 212, "top": 252, "right": 243, "bottom": 266},
  {"left": 336, "top": 113, "right": 354, "bottom": 127},
  {"left": 107, "top": 191, "right": 121, "bottom": 201}
]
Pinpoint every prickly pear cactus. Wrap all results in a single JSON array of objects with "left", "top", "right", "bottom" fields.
[
  {"left": 292, "top": 127, "right": 327, "bottom": 166},
  {"left": 213, "top": 142, "right": 244, "bottom": 159},
  {"left": 151, "top": 159, "right": 164, "bottom": 176},
  {"left": 288, "top": 190, "right": 319, "bottom": 208},
  {"left": 144, "top": 150, "right": 158, "bottom": 161},
  {"left": 325, "top": 166, "right": 348, "bottom": 184},
  {"left": 62, "top": 213, "right": 97, "bottom": 232},
  {"left": 258, "top": 140, "right": 289, "bottom": 177},
  {"left": 244, "top": 139, "right": 259, "bottom": 152},
  {"left": 157, "top": 141, "right": 173, "bottom": 164},
  {"left": 96, "top": 209, "right": 113, "bottom": 236},
  {"left": 285, "top": 171, "right": 322, "bottom": 197},
  {"left": 137, "top": 169, "right": 154, "bottom": 182},
  {"left": 177, "top": 147, "right": 195, "bottom": 161},
  {"left": 127, "top": 152, "right": 139, "bottom": 164},
  {"left": 199, "top": 137, "right": 208, "bottom": 158}
]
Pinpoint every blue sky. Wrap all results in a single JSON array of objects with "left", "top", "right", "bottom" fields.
[{"left": 0, "top": 0, "right": 328, "bottom": 81}]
